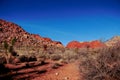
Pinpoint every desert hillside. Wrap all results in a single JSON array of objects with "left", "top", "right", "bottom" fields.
[{"left": 0, "top": 19, "right": 63, "bottom": 48}]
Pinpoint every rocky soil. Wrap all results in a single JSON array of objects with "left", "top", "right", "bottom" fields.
[{"left": 0, "top": 60, "right": 82, "bottom": 80}]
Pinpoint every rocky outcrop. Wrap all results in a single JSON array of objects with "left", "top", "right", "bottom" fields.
[
  {"left": 0, "top": 19, "right": 63, "bottom": 48},
  {"left": 89, "top": 40, "right": 106, "bottom": 48},
  {"left": 31, "top": 34, "right": 42, "bottom": 41},
  {"left": 66, "top": 41, "right": 82, "bottom": 48},
  {"left": 66, "top": 40, "right": 105, "bottom": 48},
  {"left": 105, "top": 36, "right": 120, "bottom": 47}
]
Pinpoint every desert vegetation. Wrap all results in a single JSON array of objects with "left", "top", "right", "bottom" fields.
[
  {"left": 0, "top": 38, "right": 120, "bottom": 80},
  {"left": 79, "top": 44, "right": 120, "bottom": 80}
]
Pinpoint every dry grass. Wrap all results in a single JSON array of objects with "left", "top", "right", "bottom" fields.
[
  {"left": 1, "top": 41, "right": 120, "bottom": 80},
  {"left": 79, "top": 45, "right": 120, "bottom": 80}
]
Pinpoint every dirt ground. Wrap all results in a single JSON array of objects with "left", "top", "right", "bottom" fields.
[
  {"left": 32, "top": 61, "right": 82, "bottom": 80},
  {"left": 1, "top": 60, "right": 82, "bottom": 80}
]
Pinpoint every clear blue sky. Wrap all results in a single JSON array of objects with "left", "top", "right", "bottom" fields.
[{"left": 0, "top": 0, "right": 120, "bottom": 45}]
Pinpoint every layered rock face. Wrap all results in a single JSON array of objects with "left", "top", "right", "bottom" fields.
[
  {"left": 66, "top": 40, "right": 106, "bottom": 48},
  {"left": 0, "top": 19, "right": 63, "bottom": 48}
]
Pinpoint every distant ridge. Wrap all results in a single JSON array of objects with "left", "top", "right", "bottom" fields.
[
  {"left": 66, "top": 40, "right": 106, "bottom": 48},
  {"left": 105, "top": 36, "right": 120, "bottom": 46}
]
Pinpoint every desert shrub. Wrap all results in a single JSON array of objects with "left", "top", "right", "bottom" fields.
[
  {"left": 80, "top": 46, "right": 120, "bottom": 80},
  {"left": 50, "top": 54, "right": 62, "bottom": 61},
  {"left": 8, "top": 46, "right": 14, "bottom": 54},
  {"left": 62, "top": 49, "right": 78, "bottom": 62},
  {"left": 3, "top": 41, "right": 8, "bottom": 53},
  {"left": 0, "top": 28, "right": 3, "bottom": 32},
  {"left": 28, "top": 55, "right": 37, "bottom": 62},
  {"left": 18, "top": 55, "right": 28, "bottom": 62},
  {"left": 10, "top": 51, "right": 18, "bottom": 56},
  {"left": 0, "top": 56, "right": 7, "bottom": 64},
  {"left": 51, "top": 63, "right": 62, "bottom": 69},
  {"left": 38, "top": 52, "right": 49, "bottom": 60},
  {"left": 37, "top": 69, "right": 47, "bottom": 74},
  {"left": 40, "top": 60, "right": 46, "bottom": 65},
  {"left": 77, "top": 48, "right": 89, "bottom": 59},
  {"left": 2, "top": 38, "right": 17, "bottom": 63},
  {"left": 11, "top": 37, "right": 17, "bottom": 46},
  {"left": 9, "top": 37, "right": 17, "bottom": 55}
]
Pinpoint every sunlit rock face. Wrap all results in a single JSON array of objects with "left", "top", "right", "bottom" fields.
[
  {"left": 66, "top": 41, "right": 82, "bottom": 48},
  {"left": 66, "top": 40, "right": 105, "bottom": 48},
  {"left": 89, "top": 40, "right": 106, "bottom": 48}
]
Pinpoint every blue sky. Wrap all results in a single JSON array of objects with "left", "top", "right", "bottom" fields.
[{"left": 0, "top": 0, "right": 120, "bottom": 45}]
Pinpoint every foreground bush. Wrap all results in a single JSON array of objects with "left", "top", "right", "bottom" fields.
[
  {"left": 18, "top": 55, "right": 28, "bottom": 62},
  {"left": 0, "top": 56, "right": 7, "bottom": 64},
  {"left": 80, "top": 46, "right": 120, "bottom": 80},
  {"left": 50, "top": 54, "right": 62, "bottom": 61}
]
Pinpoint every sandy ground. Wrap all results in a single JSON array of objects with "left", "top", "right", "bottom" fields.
[
  {"left": 32, "top": 61, "right": 81, "bottom": 80},
  {"left": 2, "top": 60, "right": 82, "bottom": 80}
]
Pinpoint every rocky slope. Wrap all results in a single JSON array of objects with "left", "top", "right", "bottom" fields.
[
  {"left": 0, "top": 19, "right": 63, "bottom": 48},
  {"left": 105, "top": 36, "right": 120, "bottom": 47}
]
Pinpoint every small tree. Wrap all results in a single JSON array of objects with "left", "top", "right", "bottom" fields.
[
  {"left": 3, "top": 41, "right": 9, "bottom": 63},
  {"left": 3, "top": 38, "right": 17, "bottom": 63},
  {"left": 4, "top": 41, "right": 8, "bottom": 54},
  {"left": 9, "top": 37, "right": 17, "bottom": 53},
  {"left": 11, "top": 37, "right": 17, "bottom": 46},
  {"left": 9, "top": 46, "right": 14, "bottom": 54}
]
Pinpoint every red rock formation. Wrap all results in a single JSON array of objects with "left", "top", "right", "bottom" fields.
[
  {"left": 89, "top": 40, "right": 105, "bottom": 48},
  {"left": 53, "top": 41, "right": 62, "bottom": 45},
  {"left": 43, "top": 37, "right": 52, "bottom": 42},
  {"left": 0, "top": 19, "right": 63, "bottom": 48},
  {"left": 66, "top": 41, "right": 82, "bottom": 48},
  {"left": 79, "top": 42, "right": 90, "bottom": 48},
  {"left": 66, "top": 40, "right": 105, "bottom": 48},
  {"left": 31, "top": 34, "right": 42, "bottom": 40}
]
